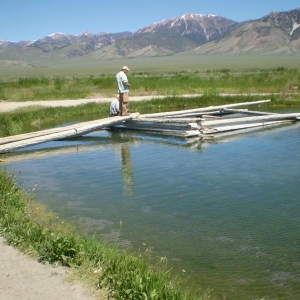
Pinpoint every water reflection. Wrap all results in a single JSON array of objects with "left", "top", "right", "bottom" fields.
[{"left": 120, "top": 142, "right": 133, "bottom": 198}]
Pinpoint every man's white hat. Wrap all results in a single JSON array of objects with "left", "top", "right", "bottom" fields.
[{"left": 122, "top": 66, "right": 130, "bottom": 71}]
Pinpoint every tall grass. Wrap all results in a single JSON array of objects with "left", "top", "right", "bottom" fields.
[
  {"left": 0, "top": 103, "right": 109, "bottom": 137},
  {"left": 0, "top": 169, "right": 211, "bottom": 300},
  {"left": 0, "top": 69, "right": 299, "bottom": 101}
]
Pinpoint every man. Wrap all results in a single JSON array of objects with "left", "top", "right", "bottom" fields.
[
  {"left": 116, "top": 66, "right": 131, "bottom": 116},
  {"left": 110, "top": 94, "right": 121, "bottom": 116}
]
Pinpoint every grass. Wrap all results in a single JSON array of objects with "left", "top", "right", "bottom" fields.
[
  {"left": 1, "top": 54, "right": 300, "bottom": 79},
  {"left": 0, "top": 68, "right": 299, "bottom": 101},
  {"left": 0, "top": 103, "right": 109, "bottom": 137},
  {"left": 0, "top": 169, "right": 212, "bottom": 300}
]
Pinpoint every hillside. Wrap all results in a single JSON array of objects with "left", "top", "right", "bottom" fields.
[{"left": 0, "top": 8, "right": 299, "bottom": 70}]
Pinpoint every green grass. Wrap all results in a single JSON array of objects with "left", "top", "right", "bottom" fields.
[
  {"left": 0, "top": 169, "right": 211, "bottom": 300},
  {"left": 0, "top": 103, "right": 109, "bottom": 137},
  {"left": 0, "top": 68, "right": 299, "bottom": 101},
  {"left": 1, "top": 54, "right": 300, "bottom": 78}
]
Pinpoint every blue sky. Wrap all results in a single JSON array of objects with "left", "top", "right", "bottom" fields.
[{"left": 1, "top": 0, "right": 299, "bottom": 42}]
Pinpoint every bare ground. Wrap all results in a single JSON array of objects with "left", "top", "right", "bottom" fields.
[
  {"left": 0, "top": 236, "right": 105, "bottom": 300},
  {"left": 0, "top": 96, "right": 165, "bottom": 112}
]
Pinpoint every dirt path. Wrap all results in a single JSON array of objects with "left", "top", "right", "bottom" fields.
[
  {"left": 0, "top": 96, "right": 166, "bottom": 112},
  {"left": 0, "top": 236, "right": 101, "bottom": 300}
]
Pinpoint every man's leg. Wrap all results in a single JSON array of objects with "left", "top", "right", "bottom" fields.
[
  {"left": 119, "top": 93, "right": 124, "bottom": 116},
  {"left": 122, "top": 93, "right": 129, "bottom": 116}
]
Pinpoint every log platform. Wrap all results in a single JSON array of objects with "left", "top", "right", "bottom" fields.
[{"left": 115, "top": 100, "right": 300, "bottom": 138}]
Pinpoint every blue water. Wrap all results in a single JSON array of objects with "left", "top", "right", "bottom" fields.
[{"left": 2, "top": 118, "right": 300, "bottom": 300}]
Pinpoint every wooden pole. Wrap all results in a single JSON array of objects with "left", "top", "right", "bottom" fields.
[
  {"left": 200, "top": 113, "right": 300, "bottom": 127},
  {"left": 0, "top": 114, "right": 138, "bottom": 145},
  {"left": 201, "top": 120, "right": 293, "bottom": 134},
  {"left": 0, "top": 114, "right": 139, "bottom": 154},
  {"left": 131, "top": 117, "right": 201, "bottom": 123},
  {"left": 221, "top": 108, "right": 277, "bottom": 115},
  {"left": 139, "top": 100, "right": 271, "bottom": 118}
]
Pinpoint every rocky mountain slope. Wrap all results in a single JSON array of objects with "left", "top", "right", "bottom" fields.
[
  {"left": 191, "top": 9, "right": 300, "bottom": 55},
  {"left": 0, "top": 8, "right": 299, "bottom": 63}
]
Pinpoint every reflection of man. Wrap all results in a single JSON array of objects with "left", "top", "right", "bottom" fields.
[
  {"left": 121, "top": 143, "right": 133, "bottom": 197},
  {"left": 110, "top": 94, "right": 121, "bottom": 116},
  {"left": 116, "top": 66, "right": 131, "bottom": 116}
]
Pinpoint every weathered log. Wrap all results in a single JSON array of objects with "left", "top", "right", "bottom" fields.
[
  {"left": 163, "top": 111, "right": 232, "bottom": 118},
  {"left": 139, "top": 100, "right": 271, "bottom": 118},
  {"left": 221, "top": 108, "right": 277, "bottom": 116},
  {"left": 200, "top": 113, "right": 300, "bottom": 127},
  {"left": 0, "top": 114, "right": 139, "bottom": 153},
  {"left": 113, "top": 125, "right": 200, "bottom": 137},
  {"left": 131, "top": 117, "right": 201, "bottom": 123},
  {"left": 0, "top": 114, "right": 139, "bottom": 146},
  {"left": 121, "top": 121, "right": 199, "bottom": 131},
  {"left": 202, "top": 120, "right": 293, "bottom": 134}
]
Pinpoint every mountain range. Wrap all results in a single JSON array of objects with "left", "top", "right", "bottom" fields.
[{"left": 0, "top": 7, "right": 299, "bottom": 65}]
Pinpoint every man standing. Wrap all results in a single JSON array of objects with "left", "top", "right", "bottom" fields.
[{"left": 116, "top": 66, "right": 131, "bottom": 116}]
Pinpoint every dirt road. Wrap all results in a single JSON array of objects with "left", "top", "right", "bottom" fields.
[
  {"left": 0, "top": 236, "right": 99, "bottom": 300},
  {"left": 0, "top": 96, "right": 166, "bottom": 112}
]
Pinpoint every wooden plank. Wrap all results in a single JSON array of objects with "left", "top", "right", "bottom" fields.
[
  {"left": 139, "top": 100, "right": 271, "bottom": 118},
  {"left": 206, "top": 121, "right": 295, "bottom": 140},
  {"left": 131, "top": 117, "right": 201, "bottom": 123},
  {"left": 221, "top": 108, "right": 277, "bottom": 115},
  {"left": 121, "top": 122, "right": 199, "bottom": 131},
  {"left": 202, "top": 120, "right": 293, "bottom": 134},
  {"left": 0, "top": 114, "right": 139, "bottom": 154},
  {"left": 0, "top": 114, "right": 138, "bottom": 145},
  {"left": 163, "top": 111, "right": 232, "bottom": 118},
  {"left": 200, "top": 112, "right": 300, "bottom": 127},
  {"left": 113, "top": 125, "right": 200, "bottom": 137}
]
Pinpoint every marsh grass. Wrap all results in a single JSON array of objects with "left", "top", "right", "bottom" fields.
[
  {"left": 0, "top": 69, "right": 299, "bottom": 101},
  {"left": 0, "top": 169, "right": 211, "bottom": 299},
  {"left": 0, "top": 103, "right": 109, "bottom": 137}
]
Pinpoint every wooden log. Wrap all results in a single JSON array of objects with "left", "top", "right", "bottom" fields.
[
  {"left": 139, "top": 100, "right": 271, "bottom": 118},
  {"left": 131, "top": 117, "right": 201, "bottom": 123},
  {"left": 206, "top": 121, "right": 295, "bottom": 140},
  {"left": 200, "top": 112, "right": 300, "bottom": 127},
  {"left": 163, "top": 111, "right": 233, "bottom": 118},
  {"left": 113, "top": 124, "right": 200, "bottom": 137},
  {"left": 0, "top": 114, "right": 138, "bottom": 145},
  {"left": 0, "top": 114, "right": 139, "bottom": 154},
  {"left": 115, "top": 122, "right": 199, "bottom": 131},
  {"left": 221, "top": 108, "right": 277, "bottom": 115},
  {"left": 123, "top": 119, "right": 200, "bottom": 130},
  {"left": 202, "top": 120, "right": 293, "bottom": 134}
]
